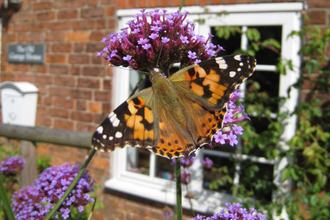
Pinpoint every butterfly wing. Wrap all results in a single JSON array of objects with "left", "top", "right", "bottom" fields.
[
  {"left": 92, "top": 88, "right": 159, "bottom": 152},
  {"left": 170, "top": 55, "right": 256, "bottom": 110}
]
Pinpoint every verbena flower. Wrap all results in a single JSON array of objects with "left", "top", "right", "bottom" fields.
[
  {"left": 201, "top": 157, "right": 214, "bottom": 169},
  {"left": 212, "top": 89, "right": 250, "bottom": 147},
  {"left": 11, "top": 163, "right": 95, "bottom": 220},
  {"left": 98, "top": 9, "right": 223, "bottom": 74},
  {"left": 189, "top": 203, "right": 265, "bottom": 220},
  {"left": 0, "top": 156, "right": 25, "bottom": 176},
  {"left": 162, "top": 206, "right": 174, "bottom": 219}
]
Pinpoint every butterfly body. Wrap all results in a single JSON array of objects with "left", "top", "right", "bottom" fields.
[{"left": 92, "top": 55, "right": 256, "bottom": 159}]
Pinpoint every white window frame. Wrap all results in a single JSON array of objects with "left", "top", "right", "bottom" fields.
[{"left": 105, "top": 2, "right": 303, "bottom": 216}]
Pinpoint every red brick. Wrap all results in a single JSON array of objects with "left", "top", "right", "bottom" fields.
[
  {"left": 74, "top": 43, "right": 84, "bottom": 53},
  {"left": 1, "top": 73, "right": 15, "bottom": 81},
  {"left": 71, "top": 89, "right": 92, "bottom": 99},
  {"left": 49, "top": 87, "right": 71, "bottom": 97},
  {"left": 96, "top": 19, "right": 106, "bottom": 29},
  {"left": 53, "top": 97, "right": 74, "bottom": 109},
  {"left": 66, "top": 32, "right": 89, "bottom": 42},
  {"left": 118, "top": 0, "right": 126, "bottom": 9},
  {"left": 33, "top": 2, "right": 52, "bottom": 11},
  {"left": 52, "top": 0, "right": 86, "bottom": 9},
  {"left": 76, "top": 122, "right": 97, "bottom": 132},
  {"left": 106, "top": 6, "right": 116, "bottom": 16},
  {"left": 198, "top": 0, "right": 209, "bottom": 6},
  {"left": 35, "top": 75, "right": 53, "bottom": 84},
  {"left": 95, "top": 91, "right": 111, "bottom": 101},
  {"left": 58, "top": 9, "right": 78, "bottom": 19},
  {"left": 50, "top": 108, "right": 69, "bottom": 118},
  {"left": 31, "top": 23, "right": 48, "bottom": 32},
  {"left": 69, "top": 55, "right": 90, "bottom": 64},
  {"left": 72, "top": 111, "right": 94, "bottom": 122},
  {"left": 13, "top": 23, "right": 31, "bottom": 32},
  {"left": 72, "top": 20, "right": 95, "bottom": 30},
  {"left": 42, "top": 97, "right": 52, "bottom": 106},
  {"left": 90, "top": 31, "right": 105, "bottom": 42},
  {"left": 49, "top": 22, "right": 71, "bottom": 31},
  {"left": 2, "top": 33, "right": 16, "bottom": 42},
  {"left": 54, "top": 76, "right": 76, "bottom": 87},
  {"left": 107, "top": 18, "right": 116, "bottom": 29},
  {"left": 160, "top": 0, "right": 169, "bottom": 7},
  {"left": 36, "top": 116, "right": 52, "bottom": 127},
  {"left": 12, "top": 64, "right": 29, "bottom": 72},
  {"left": 52, "top": 43, "right": 72, "bottom": 53},
  {"left": 49, "top": 65, "right": 69, "bottom": 74},
  {"left": 54, "top": 119, "right": 74, "bottom": 130},
  {"left": 307, "top": 10, "right": 326, "bottom": 24},
  {"left": 102, "top": 103, "right": 111, "bottom": 114},
  {"left": 76, "top": 100, "right": 87, "bottom": 110},
  {"left": 18, "top": 33, "right": 44, "bottom": 42},
  {"left": 225, "top": 0, "right": 237, "bottom": 3},
  {"left": 46, "top": 32, "right": 65, "bottom": 41},
  {"left": 46, "top": 54, "right": 66, "bottom": 64},
  {"left": 81, "top": 8, "right": 104, "bottom": 18},
  {"left": 210, "top": 0, "right": 222, "bottom": 4},
  {"left": 37, "top": 11, "right": 56, "bottom": 20},
  {"left": 149, "top": 0, "right": 157, "bottom": 8},
  {"left": 71, "top": 66, "right": 81, "bottom": 75},
  {"left": 103, "top": 79, "right": 111, "bottom": 90},
  {"left": 86, "top": 42, "right": 104, "bottom": 53},
  {"left": 308, "top": 0, "right": 330, "bottom": 7},
  {"left": 89, "top": 102, "right": 101, "bottom": 113},
  {"left": 15, "top": 73, "right": 34, "bottom": 82},
  {"left": 82, "top": 66, "right": 105, "bottom": 77},
  {"left": 185, "top": 0, "right": 195, "bottom": 6},
  {"left": 78, "top": 78, "right": 100, "bottom": 89},
  {"left": 37, "top": 106, "right": 50, "bottom": 116}
]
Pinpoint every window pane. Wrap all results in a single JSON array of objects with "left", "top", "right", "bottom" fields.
[
  {"left": 248, "top": 26, "right": 282, "bottom": 65},
  {"left": 239, "top": 160, "right": 275, "bottom": 202},
  {"left": 202, "top": 155, "right": 235, "bottom": 194},
  {"left": 211, "top": 26, "right": 242, "bottom": 56},
  {"left": 155, "top": 156, "right": 174, "bottom": 180},
  {"left": 246, "top": 71, "right": 280, "bottom": 113},
  {"left": 126, "top": 147, "right": 150, "bottom": 175}
]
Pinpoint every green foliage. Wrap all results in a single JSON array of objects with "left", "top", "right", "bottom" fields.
[{"left": 209, "top": 13, "right": 330, "bottom": 219}]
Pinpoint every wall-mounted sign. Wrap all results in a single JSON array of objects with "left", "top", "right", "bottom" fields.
[{"left": 8, "top": 44, "right": 45, "bottom": 64}]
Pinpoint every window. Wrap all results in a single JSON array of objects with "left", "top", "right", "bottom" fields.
[{"left": 105, "top": 3, "right": 303, "bottom": 215}]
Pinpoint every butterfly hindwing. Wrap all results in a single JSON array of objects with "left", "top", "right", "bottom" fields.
[{"left": 92, "top": 88, "right": 159, "bottom": 152}]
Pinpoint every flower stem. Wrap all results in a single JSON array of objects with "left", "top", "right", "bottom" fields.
[
  {"left": 44, "top": 149, "right": 96, "bottom": 220},
  {"left": 176, "top": 158, "right": 182, "bottom": 220},
  {"left": 0, "top": 174, "right": 15, "bottom": 220}
]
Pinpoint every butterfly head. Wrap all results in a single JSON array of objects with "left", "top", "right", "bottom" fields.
[{"left": 149, "top": 68, "right": 166, "bottom": 84}]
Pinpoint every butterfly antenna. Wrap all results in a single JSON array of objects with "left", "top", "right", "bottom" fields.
[{"left": 156, "top": 43, "right": 164, "bottom": 68}]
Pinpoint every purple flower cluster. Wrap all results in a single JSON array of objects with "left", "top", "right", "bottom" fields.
[
  {"left": 190, "top": 203, "right": 265, "bottom": 220},
  {"left": 11, "top": 163, "right": 95, "bottom": 220},
  {"left": 98, "top": 9, "right": 223, "bottom": 73},
  {"left": 0, "top": 156, "right": 25, "bottom": 176},
  {"left": 212, "top": 89, "right": 250, "bottom": 147},
  {"left": 201, "top": 157, "right": 214, "bottom": 169}
]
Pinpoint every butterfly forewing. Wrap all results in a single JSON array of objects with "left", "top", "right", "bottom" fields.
[
  {"left": 170, "top": 55, "right": 256, "bottom": 111},
  {"left": 92, "top": 88, "right": 159, "bottom": 152}
]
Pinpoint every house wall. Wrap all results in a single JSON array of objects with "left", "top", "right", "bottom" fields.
[{"left": 0, "top": 0, "right": 329, "bottom": 219}]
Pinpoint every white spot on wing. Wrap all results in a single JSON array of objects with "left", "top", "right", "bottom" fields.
[
  {"left": 115, "top": 131, "right": 122, "bottom": 138},
  {"left": 102, "top": 134, "right": 107, "bottom": 139},
  {"left": 109, "top": 136, "right": 113, "bottom": 141},
  {"left": 237, "top": 68, "right": 241, "bottom": 72},
  {"left": 229, "top": 71, "right": 236, "bottom": 77},
  {"left": 215, "top": 57, "right": 228, "bottom": 69},
  {"left": 234, "top": 55, "right": 241, "bottom": 61},
  {"left": 96, "top": 126, "right": 103, "bottom": 134},
  {"left": 112, "top": 118, "right": 120, "bottom": 127},
  {"left": 239, "top": 62, "right": 244, "bottom": 66}
]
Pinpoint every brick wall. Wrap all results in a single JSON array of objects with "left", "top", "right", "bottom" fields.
[{"left": 1, "top": 0, "right": 329, "bottom": 219}]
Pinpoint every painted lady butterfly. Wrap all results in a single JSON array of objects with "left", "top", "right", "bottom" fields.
[{"left": 92, "top": 55, "right": 256, "bottom": 159}]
